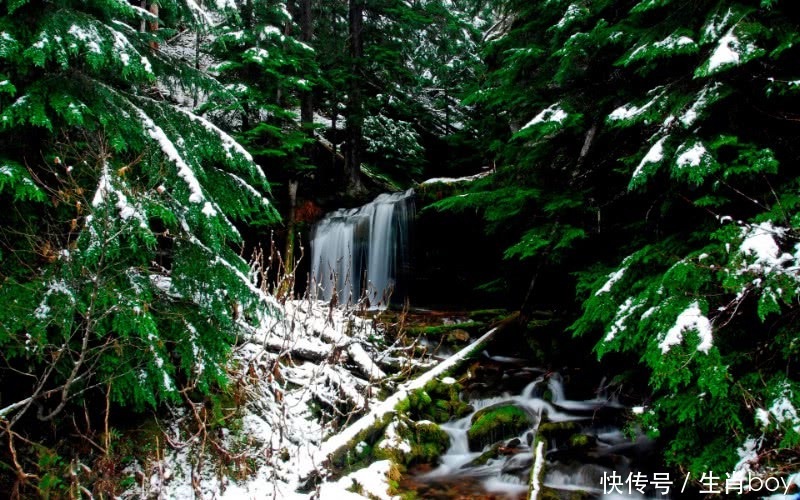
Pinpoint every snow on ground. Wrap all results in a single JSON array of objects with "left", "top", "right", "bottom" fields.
[
  {"left": 317, "top": 460, "right": 398, "bottom": 500},
  {"left": 121, "top": 300, "right": 432, "bottom": 499}
]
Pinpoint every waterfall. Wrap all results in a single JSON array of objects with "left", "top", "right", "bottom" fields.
[{"left": 310, "top": 189, "right": 414, "bottom": 307}]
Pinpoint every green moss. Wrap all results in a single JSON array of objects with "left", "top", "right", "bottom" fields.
[
  {"left": 467, "top": 405, "right": 533, "bottom": 451},
  {"left": 568, "top": 433, "right": 592, "bottom": 448},
  {"left": 414, "top": 421, "right": 450, "bottom": 450},
  {"left": 405, "top": 321, "right": 484, "bottom": 339},
  {"left": 374, "top": 419, "right": 449, "bottom": 466},
  {"left": 347, "top": 479, "right": 364, "bottom": 495},
  {"left": 328, "top": 413, "right": 393, "bottom": 470},
  {"left": 373, "top": 443, "right": 405, "bottom": 464},
  {"left": 396, "top": 380, "right": 472, "bottom": 424},
  {"left": 464, "top": 442, "right": 502, "bottom": 467},
  {"left": 468, "top": 309, "right": 509, "bottom": 322},
  {"left": 386, "top": 462, "right": 404, "bottom": 496},
  {"left": 537, "top": 421, "right": 580, "bottom": 440}
]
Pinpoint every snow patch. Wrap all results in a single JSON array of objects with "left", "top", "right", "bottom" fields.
[
  {"left": 709, "top": 30, "right": 740, "bottom": 70},
  {"left": 629, "top": 35, "right": 695, "bottom": 61},
  {"left": 318, "top": 460, "right": 397, "bottom": 500},
  {"left": 768, "top": 383, "right": 800, "bottom": 433},
  {"left": 91, "top": 163, "right": 148, "bottom": 227},
  {"left": 703, "top": 8, "right": 735, "bottom": 42},
  {"left": 596, "top": 266, "right": 627, "bottom": 296},
  {"left": 133, "top": 106, "right": 205, "bottom": 204},
  {"left": 604, "top": 297, "right": 641, "bottom": 342},
  {"left": 68, "top": 24, "right": 103, "bottom": 54},
  {"left": 555, "top": 4, "right": 582, "bottom": 29},
  {"left": 631, "top": 136, "right": 667, "bottom": 181},
  {"left": 740, "top": 222, "right": 788, "bottom": 270},
  {"left": 140, "top": 56, "right": 152, "bottom": 74},
  {"left": 125, "top": 299, "right": 409, "bottom": 499},
  {"left": 420, "top": 171, "right": 491, "bottom": 185},
  {"left": 676, "top": 142, "right": 707, "bottom": 168},
  {"left": 705, "top": 28, "right": 759, "bottom": 74},
  {"left": 609, "top": 87, "right": 665, "bottom": 122},
  {"left": 379, "top": 420, "right": 412, "bottom": 454},
  {"left": 529, "top": 440, "right": 545, "bottom": 498},
  {"left": 680, "top": 83, "right": 722, "bottom": 127},
  {"left": 522, "top": 103, "right": 568, "bottom": 130},
  {"left": 728, "top": 436, "right": 761, "bottom": 485},
  {"left": 659, "top": 301, "right": 713, "bottom": 354}
]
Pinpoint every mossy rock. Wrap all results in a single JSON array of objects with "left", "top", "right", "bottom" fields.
[
  {"left": 375, "top": 419, "right": 450, "bottom": 466},
  {"left": 446, "top": 329, "right": 471, "bottom": 343},
  {"left": 408, "top": 421, "right": 450, "bottom": 464},
  {"left": 468, "top": 309, "right": 509, "bottom": 323},
  {"left": 537, "top": 421, "right": 581, "bottom": 442},
  {"left": 467, "top": 405, "right": 534, "bottom": 451},
  {"left": 462, "top": 442, "right": 502, "bottom": 468},
  {"left": 567, "top": 433, "right": 595, "bottom": 449},
  {"left": 397, "top": 380, "right": 472, "bottom": 423},
  {"left": 405, "top": 321, "right": 485, "bottom": 340}
]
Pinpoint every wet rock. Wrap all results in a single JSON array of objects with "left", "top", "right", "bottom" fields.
[
  {"left": 446, "top": 328, "right": 471, "bottom": 343},
  {"left": 501, "top": 453, "right": 533, "bottom": 474},
  {"left": 568, "top": 433, "right": 596, "bottom": 449},
  {"left": 537, "top": 421, "right": 581, "bottom": 443},
  {"left": 550, "top": 402, "right": 626, "bottom": 426},
  {"left": 542, "top": 462, "right": 609, "bottom": 498},
  {"left": 461, "top": 443, "right": 502, "bottom": 468},
  {"left": 467, "top": 404, "right": 535, "bottom": 451}
]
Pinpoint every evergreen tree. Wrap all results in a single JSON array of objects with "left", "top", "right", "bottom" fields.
[
  {"left": 437, "top": 0, "right": 800, "bottom": 479},
  {"left": 205, "top": 0, "right": 318, "bottom": 275},
  {"left": 0, "top": 0, "right": 279, "bottom": 444},
  {"left": 310, "top": 0, "right": 491, "bottom": 189}
]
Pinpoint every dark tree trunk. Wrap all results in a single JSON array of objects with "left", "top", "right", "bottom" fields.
[
  {"left": 300, "top": 0, "right": 314, "bottom": 126},
  {"left": 284, "top": 0, "right": 315, "bottom": 279},
  {"left": 345, "top": 0, "right": 365, "bottom": 196},
  {"left": 284, "top": 180, "right": 299, "bottom": 281}
]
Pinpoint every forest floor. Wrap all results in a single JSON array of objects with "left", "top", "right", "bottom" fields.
[{"left": 117, "top": 300, "right": 487, "bottom": 499}]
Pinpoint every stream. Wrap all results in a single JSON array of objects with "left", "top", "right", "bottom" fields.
[
  {"left": 309, "top": 192, "right": 666, "bottom": 498},
  {"left": 401, "top": 353, "right": 666, "bottom": 499}
]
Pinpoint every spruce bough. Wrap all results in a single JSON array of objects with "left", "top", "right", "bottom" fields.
[{"left": 0, "top": 0, "right": 279, "bottom": 429}]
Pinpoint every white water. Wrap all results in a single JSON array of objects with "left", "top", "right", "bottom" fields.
[
  {"left": 418, "top": 372, "right": 656, "bottom": 498},
  {"left": 309, "top": 190, "right": 414, "bottom": 307}
]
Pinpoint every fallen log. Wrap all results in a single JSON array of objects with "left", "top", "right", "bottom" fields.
[{"left": 298, "top": 323, "right": 506, "bottom": 486}]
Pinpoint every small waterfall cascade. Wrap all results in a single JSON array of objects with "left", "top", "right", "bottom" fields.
[
  {"left": 309, "top": 189, "right": 414, "bottom": 307},
  {"left": 402, "top": 357, "right": 660, "bottom": 499}
]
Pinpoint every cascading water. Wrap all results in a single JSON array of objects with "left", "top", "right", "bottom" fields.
[
  {"left": 402, "top": 356, "right": 662, "bottom": 499},
  {"left": 309, "top": 189, "right": 414, "bottom": 307}
]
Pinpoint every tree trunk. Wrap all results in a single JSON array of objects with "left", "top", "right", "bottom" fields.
[
  {"left": 283, "top": 0, "right": 314, "bottom": 287},
  {"left": 300, "top": 0, "right": 314, "bottom": 127},
  {"left": 284, "top": 180, "right": 299, "bottom": 276},
  {"left": 140, "top": 0, "right": 147, "bottom": 32},
  {"left": 148, "top": 3, "right": 159, "bottom": 50},
  {"left": 345, "top": 0, "right": 365, "bottom": 196}
]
